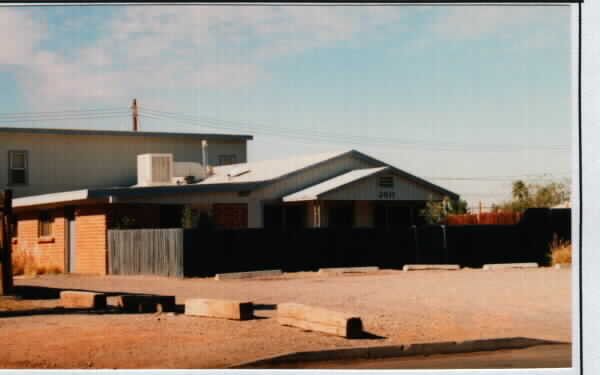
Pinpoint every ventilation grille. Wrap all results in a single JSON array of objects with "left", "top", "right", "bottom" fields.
[
  {"left": 151, "top": 155, "right": 172, "bottom": 183},
  {"left": 378, "top": 175, "right": 394, "bottom": 189}
]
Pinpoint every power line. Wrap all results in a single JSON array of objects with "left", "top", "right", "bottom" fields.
[
  {"left": 0, "top": 107, "right": 129, "bottom": 118},
  {"left": 426, "top": 174, "right": 571, "bottom": 181},
  {"left": 138, "top": 107, "right": 570, "bottom": 153},
  {"left": 0, "top": 104, "right": 571, "bottom": 154},
  {"left": 0, "top": 113, "right": 130, "bottom": 123}
]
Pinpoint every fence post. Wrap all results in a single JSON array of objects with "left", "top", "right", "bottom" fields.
[
  {"left": 441, "top": 224, "right": 448, "bottom": 264},
  {"left": 413, "top": 225, "right": 419, "bottom": 264}
]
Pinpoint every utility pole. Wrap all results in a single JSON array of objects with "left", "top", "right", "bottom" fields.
[
  {"left": 0, "top": 190, "right": 14, "bottom": 296},
  {"left": 131, "top": 98, "right": 139, "bottom": 132}
]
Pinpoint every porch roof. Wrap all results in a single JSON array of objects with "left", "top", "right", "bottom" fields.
[{"left": 282, "top": 167, "right": 389, "bottom": 202}]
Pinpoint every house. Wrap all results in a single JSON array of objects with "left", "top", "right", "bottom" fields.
[{"left": 6, "top": 128, "right": 458, "bottom": 275}]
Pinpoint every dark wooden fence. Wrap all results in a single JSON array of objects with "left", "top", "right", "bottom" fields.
[
  {"left": 108, "top": 229, "right": 184, "bottom": 277},
  {"left": 108, "top": 208, "right": 571, "bottom": 278}
]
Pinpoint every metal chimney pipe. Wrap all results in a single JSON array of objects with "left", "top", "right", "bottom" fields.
[{"left": 202, "top": 140, "right": 208, "bottom": 176}]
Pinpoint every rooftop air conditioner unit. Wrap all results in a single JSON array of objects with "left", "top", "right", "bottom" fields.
[{"left": 137, "top": 153, "right": 174, "bottom": 186}]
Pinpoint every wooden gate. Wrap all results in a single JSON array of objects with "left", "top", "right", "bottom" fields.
[{"left": 108, "top": 229, "right": 184, "bottom": 277}]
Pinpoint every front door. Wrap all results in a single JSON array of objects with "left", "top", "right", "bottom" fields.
[{"left": 213, "top": 204, "right": 248, "bottom": 229}]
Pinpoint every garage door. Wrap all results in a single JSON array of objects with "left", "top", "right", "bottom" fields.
[{"left": 213, "top": 204, "right": 248, "bottom": 229}]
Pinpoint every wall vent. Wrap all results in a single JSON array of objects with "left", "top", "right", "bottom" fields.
[{"left": 378, "top": 175, "right": 394, "bottom": 189}]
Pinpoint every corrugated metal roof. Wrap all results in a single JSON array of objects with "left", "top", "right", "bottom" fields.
[
  {"left": 283, "top": 167, "right": 389, "bottom": 202},
  {"left": 198, "top": 150, "right": 352, "bottom": 185},
  {"left": 0, "top": 127, "right": 253, "bottom": 141},
  {"left": 12, "top": 149, "right": 460, "bottom": 208}
]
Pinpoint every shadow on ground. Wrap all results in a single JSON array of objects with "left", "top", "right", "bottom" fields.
[
  {"left": 1, "top": 285, "right": 177, "bottom": 318},
  {"left": 12, "top": 285, "right": 173, "bottom": 300}
]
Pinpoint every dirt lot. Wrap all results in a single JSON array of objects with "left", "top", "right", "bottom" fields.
[{"left": 1, "top": 268, "right": 571, "bottom": 369}]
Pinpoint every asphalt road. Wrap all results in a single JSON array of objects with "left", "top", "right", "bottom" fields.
[{"left": 262, "top": 344, "right": 572, "bottom": 369}]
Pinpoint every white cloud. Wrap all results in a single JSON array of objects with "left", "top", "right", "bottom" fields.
[
  {"left": 0, "top": 9, "right": 46, "bottom": 65},
  {"left": 428, "top": 6, "right": 568, "bottom": 45},
  {"left": 3, "top": 6, "right": 408, "bottom": 109}
]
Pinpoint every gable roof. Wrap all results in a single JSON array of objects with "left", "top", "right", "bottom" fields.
[
  {"left": 0, "top": 127, "right": 253, "bottom": 141},
  {"left": 13, "top": 149, "right": 459, "bottom": 208}
]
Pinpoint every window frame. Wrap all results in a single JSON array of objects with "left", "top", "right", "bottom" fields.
[
  {"left": 8, "top": 150, "right": 29, "bottom": 186},
  {"left": 38, "top": 211, "right": 53, "bottom": 238}
]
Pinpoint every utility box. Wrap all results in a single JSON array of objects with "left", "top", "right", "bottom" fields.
[{"left": 137, "top": 154, "right": 173, "bottom": 186}]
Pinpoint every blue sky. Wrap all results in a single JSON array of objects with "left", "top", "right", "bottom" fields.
[{"left": 0, "top": 5, "right": 572, "bottom": 208}]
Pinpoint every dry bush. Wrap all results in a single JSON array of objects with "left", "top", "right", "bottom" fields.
[
  {"left": 12, "top": 250, "right": 62, "bottom": 276},
  {"left": 11, "top": 250, "right": 34, "bottom": 276},
  {"left": 549, "top": 235, "right": 572, "bottom": 266}
]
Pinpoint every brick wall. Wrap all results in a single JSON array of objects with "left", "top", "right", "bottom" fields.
[
  {"left": 13, "top": 204, "right": 171, "bottom": 275},
  {"left": 75, "top": 206, "right": 108, "bottom": 275},
  {"left": 13, "top": 208, "right": 66, "bottom": 272}
]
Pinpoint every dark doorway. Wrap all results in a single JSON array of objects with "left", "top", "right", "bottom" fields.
[
  {"left": 263, "top": 204, "right": 306, "bottom": 230},
  {"left": 160, "top": 205, "right": 184, "bottom": 228},
  {"left": 285, "top": 205, "right": 305, "bottom": 229},
  {"left": 375, "top": 204, "right": 413, "bottom": 230},
  {"left": 328, "top": 202, "right": 354, "bottom": 228},
  {"left": 263, "top": 205, "right": 283, "bottom": 229}
]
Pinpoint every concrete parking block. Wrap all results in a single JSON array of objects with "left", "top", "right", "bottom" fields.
[
  {"left": 402, "top": 264, "right": 460, "bottom": 271},
  {"left": 318, "top": 267, "right": 379, "bottom": 275},
  {"left": 185, "top": 298, "right": 253, "bottom": 320},
  {"left": 554, "top": 264, "right": 571, "bottom": 269},
  {"left": 115, "top": 295, "right": 176, "bottom": 313},
  {"left": 483, "top": 263, "right": 539, "bottom": 270},
  {"left": 278, "top": 302, "right": 363, "bottom": 338},
  {"left": 214, "top": 270, "right": 282, "bottom": 280},
  {"left": 60, "top": 291, "right": 107, "bottom": 309}
]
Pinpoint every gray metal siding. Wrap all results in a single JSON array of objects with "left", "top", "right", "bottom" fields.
[
  {"left": 0, "top": 133, "right": 247, "bottom": 198},
  {"left": 321, "top": 174, "right": 444, "bottom": 201}
]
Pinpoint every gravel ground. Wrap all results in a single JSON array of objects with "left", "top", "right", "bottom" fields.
[{"left": 1, "top": 268, "right": 571, "bottom": 369}]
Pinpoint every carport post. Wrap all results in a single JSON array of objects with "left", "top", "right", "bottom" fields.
[{"left": 315, "top": 201, "right": 321, "bottom": 228}]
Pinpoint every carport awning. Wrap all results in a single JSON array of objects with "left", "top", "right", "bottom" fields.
[{"left": 282, "top": 167, "right": 389, "bottom": 202}]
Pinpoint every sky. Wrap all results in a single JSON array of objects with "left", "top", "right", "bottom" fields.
[{"left": 0, "top": 5, "right": 573, "bottom": 208}]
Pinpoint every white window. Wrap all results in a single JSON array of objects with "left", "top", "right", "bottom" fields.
[
  {"left": 8, "top": 151, "right": 28, "bottom": 185},
  {"left": 218, "top": 154, "right": 237, "bottom": 166},
  {"left": 38, "top": 211, "right": 53, "bottom": 237},
  {"left": 378, "top": 175, "right": 394, "bottom": 189}
]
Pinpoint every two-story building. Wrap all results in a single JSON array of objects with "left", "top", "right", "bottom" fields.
[{"left": 1, "top": 127, "right": 251, "bottom": 198}]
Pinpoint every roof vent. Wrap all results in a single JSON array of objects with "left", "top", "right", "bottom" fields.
[{"left": 227, "top": 167, "right": 251, "bottom": 178}]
